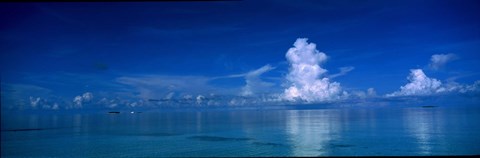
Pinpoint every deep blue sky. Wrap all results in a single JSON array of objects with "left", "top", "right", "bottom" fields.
[{"left": 1, "top": 0, "right": 480, "bottom": 111}]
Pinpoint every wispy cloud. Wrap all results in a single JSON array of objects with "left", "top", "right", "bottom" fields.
[
  {"left": 329, "top": 66, "right": 355, "bottom": 79},
  {"left": 37, "top": 5, "right": 80, "bottom": 25},
  {"left": 115, "top": 65, "right": 279, "bottom": 105},
  {"left": 428, "top": 53, "right": 458, "bottom": 70},
  {"left": 241, "top": 64, "right": 275, "bottom": 96},
  {"left": 0, "top": 83, "right": 71, "bottom": 110},
  {"left": 135, "top": 25, "right": 244, "bottom": 39},
  {"left": 116, "top": 75, "right": 219, "bottom": 100},
  {"left": 1, "top": 83, "right": 52, "bottom": 110}
]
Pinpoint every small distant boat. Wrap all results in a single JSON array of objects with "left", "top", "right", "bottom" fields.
[
  {"left": 130, "top": 111, "right": 142, "bottom": 114},
  {"left": 421, "top": 105, "right": 437, "bottom": 108},
  {"left": 108, "top": 111, "right": 120, "bottom": 114}
]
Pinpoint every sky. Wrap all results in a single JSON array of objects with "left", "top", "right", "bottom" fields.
[{"left": 1, "top": 0, "right": 480, "bottom": 111}]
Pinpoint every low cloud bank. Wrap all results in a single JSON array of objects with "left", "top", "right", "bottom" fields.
[
  {"left": 72, "top": 92, "right": 93, "bottom": 109},
  {"left": 3, "top": 39, "right": 480, "bottom": 111},
  {"left": 387, "top": 69, "right": 442, "bottom": 97},
  {"left": 387, "top": 69, "right": 479, "bottom": 97}
]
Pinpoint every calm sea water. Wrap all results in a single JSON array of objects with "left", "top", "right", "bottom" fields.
[{"left": 2, "top": 106, "right": 480, "bottom": 157}]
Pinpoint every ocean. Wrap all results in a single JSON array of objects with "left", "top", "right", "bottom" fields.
[{"left": 2, "top": 106, "right": 480, "bottom": 157}]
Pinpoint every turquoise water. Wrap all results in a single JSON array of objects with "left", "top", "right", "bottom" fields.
[{"left": 2, "top": 107, "right": 480, "bottom": 157}]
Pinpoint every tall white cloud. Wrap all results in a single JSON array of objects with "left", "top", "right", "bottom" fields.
[
  {"left": 429, "top": 53, "right": 457, "bottom": 70},
  {"left": 283, "top": 38, "right": 344, "bottom": 102},
  {"left": 241, "top": 64, "right": 275, "bottom": 96},
  {"left": 387, "top": 69, "right": 442, "bottom": 97}
]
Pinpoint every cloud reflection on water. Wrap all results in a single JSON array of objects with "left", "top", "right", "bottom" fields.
[
  {"left": 286, "top": 109, "right": 341, "bottom": 156},
  {"left": 404, "top": 108, "right": 445, "bottom": 155}
]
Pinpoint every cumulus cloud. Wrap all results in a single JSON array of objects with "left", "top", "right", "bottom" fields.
[
  {"left": 72, "top": 92, "right": 93, "bottom": 108},
  {"left": 73, "top": 96, "right": 83, "bottom": 108},
  {"left": 27, "top": 96, "right": 61, "bottom": 110},
  {"left": 241, "top": 64, "right": 275, "bottom": 96},
  {"left": 388, "top": 68, "right": 480, "bottom": 97},
  {"left": 387, "top": 69, "right": 442, "bottom": 97},
  {"left": 52, "top": 103, "right": 59, "bottom": 110},
  {"left": 350, "top": 88, "right": 376, "bottom": 99},
  {"left": 440, "top": 80, "right": 480, "bottom": 94},
  {"left": 82, "top": 92, "right": 93, "bottom": 101},
  {"left": 30, "top": 96, "right": 41, "bottom": 108},
  {"left": 367, "top": 88, "right": 377, "bottom": 97},
  {"left": 1, "top": 83, "right": 53, "bottom": 110},
  {"left": 41, "top": 102, "right": 59, "bottom": 110},
  {"left": 96, "top": 96, "right": 145, "bottom": 109},
  {"left": 429, "top": 53, "right": 458, "bottom": 70},
  {"left": 329, "top": 66, "right": 355, "bottom": 79},
  {"left": 184, "top": 94, "right": 193, "bottom": 99},
  {"left": 388, "top": 52, "right": 480, "bottom": 97},
  {"left": 283, "top": 38, "right": 345, "bottom": 102},
  {"left": 196, "top": 95, "right": 205, "bottom": 105}
]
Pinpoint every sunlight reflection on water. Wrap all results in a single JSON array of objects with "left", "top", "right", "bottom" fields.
[{"left": 2, "top": 107, "right": 480, "bottom": 157}]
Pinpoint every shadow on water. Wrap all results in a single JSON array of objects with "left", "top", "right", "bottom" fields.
[
  {"left": 188, "top": 135, "right": 288, "bottom": 148},
  {"left": 2, "top": 128, "right": 46, "bottom": 132},
  {"left": 188, "top": 135, "right": 253, "bottom": 142},
  {"left": 252, "top": 141, "right": 285, "bottom": 147},
  {"left": 122, "top": 132, "right": 179, "bottom": 137},
  {"left": 2, "top": 126, "right": 78, "bottom": 132},
  {"left": 328, "top": 143, "right": 355, "bottom": 148}
]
